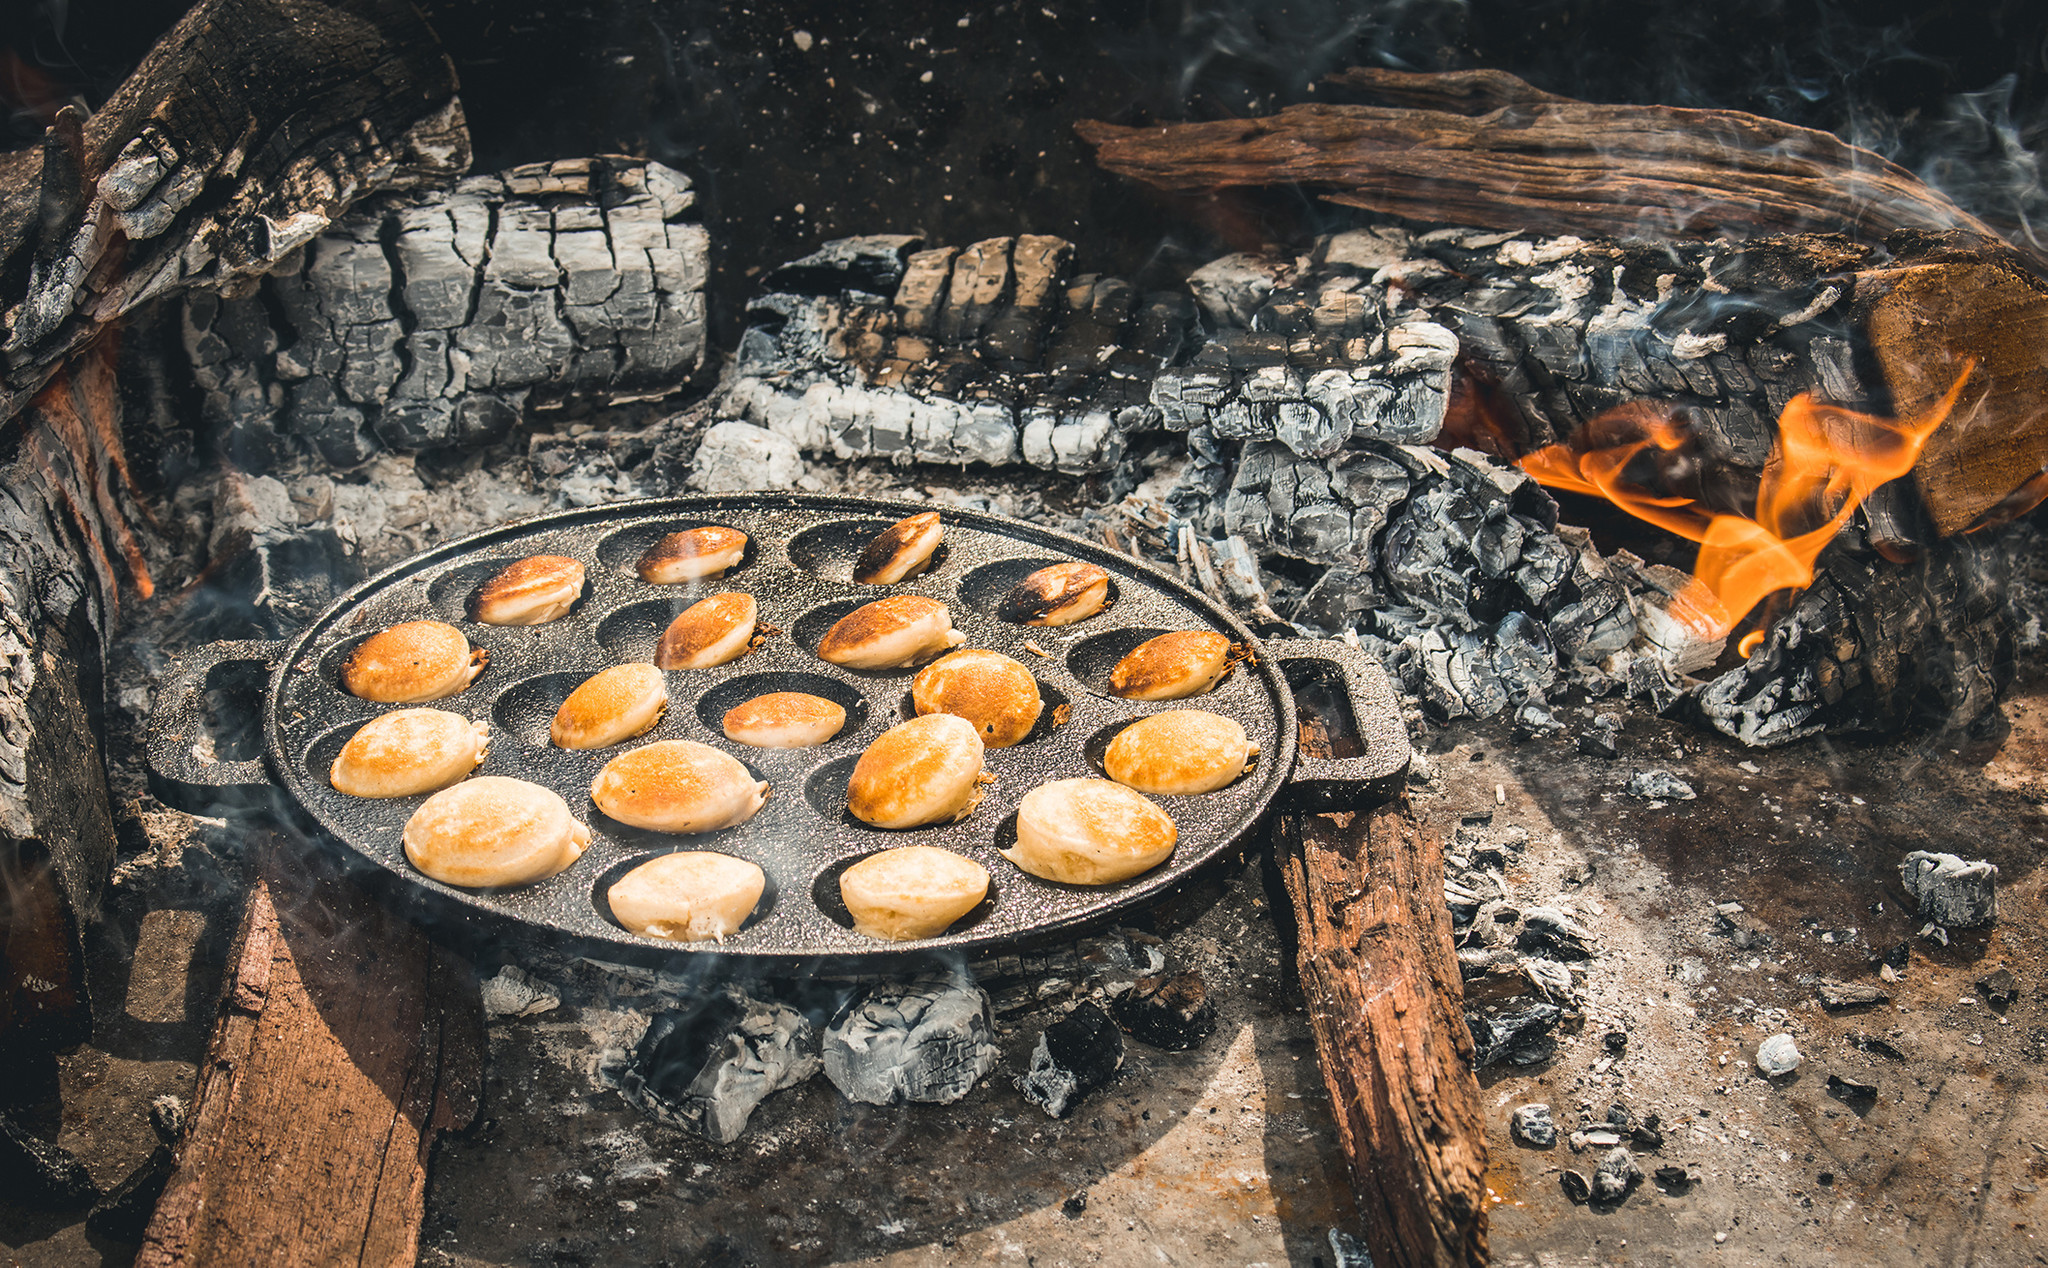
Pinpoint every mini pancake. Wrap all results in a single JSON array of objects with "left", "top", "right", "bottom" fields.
[
  {"left": 996, "top": 562, "right": 1109, "bottom": 627},
  {"left": 655, "top": 592, "right": 759, "bottom": 669},
  {"left": 637, "top": 526, "right": 748, "bottom": 584},
  {"left": 853, "top": 511, "right": 943, "bottom": 584},
  {"left": 330, "top": 709, "right": 489, "bottom": 798},
  {"left": 816, "top": 596, "right": 966, "bottom": 670},
  {"left": 343, "top": 620, "right": 487, "bottom": 702},
  {"left": 1003, "top": 778, "right": 1176, "bottom": 885},
  {"left": 1107, "top": 630, "right": 1236, "bottom": 701},
  {"left": 911, "top": 649, "right": 1043, "bottom": 748},
  {"left": 403, "top": 776, "right": 589, "bottom": 888},
  {"left": 722, "top": 692, "right": 847, "bottom": 748},
  {"left": 591, "top": 740, "right": 769, "bottom": 834},
  {"left": 473, "top": 555, "right": 584, "bottom": 625},
  {"left": 1101, "top": 710, "right": 1257, "bottom": 795},
  {"left": 846, "top": 713, "right": 988, "bottom": 829},
  {"left": 607, "top": 852, "right": 766, "bottom": 943},
  {"left": 551, "top": 663, "right": 668, "bottom": 749},
  {"left": 839, "top": 846, "right": 989, "bottom": 941}
]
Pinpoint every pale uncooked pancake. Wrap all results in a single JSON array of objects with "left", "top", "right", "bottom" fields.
[
  {"left": 551, "top": 664, "right": 668, "bottom": 749},
  {"left": 839, "top": 846, "right": 989, "bottom": 940},
  {"left": 1101, "top": 710, "right": 1256, "bottom": 795},
  {"left": 852, "top": 512, "right": 943, "bottom": 584},
  {"left": 1107, "top": 630, "right": 1235, "bottom": 701},
  {"left": 591, "top": 740, "right": 769, "bottom": 833},
  {"left": 1004, "top": 778, "right": 1176, "bottom": 885},
  {"left": 637, "top": 526, "right": 748, "bottom": 583},
  {"left": 846, "top": 713, "right": 987, "bottom": 829},
  {"left": 330, "top": 709, "right": 489, "bottom": 798},
  {"left": 473, "top": 555, "right": 585, "bottom": 625},
  {"left": 722, "top": 692, "right": 847, "bottom": 748},
  {"left": 996, "top": 562, "right": 1109, "bottom": 626},
  {"left": 816, "top": 596, "right": 966, "bottom": 669},
  {"left": 607, "top": 852, "right": 767, "bottom": 942},
  {"left": 403, "top": 776, "right": 589, "bottom": 888},
  {"left": 911, "top": 649, "right": 1043, "bottom": 748},
  {"left": 655, "top": 592, "right": 759, "bottom": 669},
  {"left": 343, "top": 621, "right": 486, "bottom": 702}
]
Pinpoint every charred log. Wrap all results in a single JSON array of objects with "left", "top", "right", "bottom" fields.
[
  {"left": 0, "top": 0, "right": 468, "bottom": 427},
  {"left": 184, "top": 156, "right": 709, "bottom": 471}
]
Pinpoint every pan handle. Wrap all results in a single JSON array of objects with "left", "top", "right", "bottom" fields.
[
  {"left": 144, "top": 639, "right": 287, "bottom": 813},
  {"left": 1263, "top": 637, "right": 1413, "bottom": 810}
]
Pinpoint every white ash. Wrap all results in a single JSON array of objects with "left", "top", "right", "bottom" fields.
[
  {"left": 822, "top": 975, "right": 1001, "bottom": 1106},
  {"left": 612, "top": 989, "right": 820, "bottom": 1145},
  {"left": 479, "top": 965, "right": 561, "bottom": 1019},
  {"left": 687, "top": 420, "right": 806, "bottom": 492},
  {"left": 1899, "top": 851, "right": 1999, "bottom": 928},
  {"left": 1626, "top": 770, "right": 1698, "bottom": 801},
  {"left": 1755, "top": 1032, "right": 1803, "bottom": 1076}
]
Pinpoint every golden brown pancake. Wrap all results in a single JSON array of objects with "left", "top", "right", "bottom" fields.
[
  {"left": 815, "top": 596, "right": 965, "bottom": 669},
  {"left": 911, "top": 649, "right": 1043, "bottom": 748},
  {"left": 607, "top": 852, "right": 766, "bottom": 942},
  {"left": 343, "top": 621, "right": 487, "bottom": 702},
  {"left": 551, "top": 664, "right": 668, "bottom": 749},
  {"left": 591, "top": 740, "right": 769, "bottom": 833},
  {"left": 637, "top": 526, "right": 748, "bottom": 584},
  {"left": 330, "top": 709, "right": 489, "bottom": 798},
  {"left": 853, "top": 512, "right": 943, "bottom": 584},
  {"left": 996, "top": 562, "right": 1109, "bottom": 626},
  {"left": 722, "top": 692, "right": 847, "bottom": 748},
  {"left": 838, "top": 846, "right": 989, "bottom": 940},
  {"left": 1003, "top": 778, "right": 1176, "bottom": 885},
  {"left": 473, "top": 555, "right": 585, "bottom": 625},
  {"left": 846, "top": 713, "right": 988, "bottom": 829},
  {"left": 403, "top": 776, "right": 589, "bottom": 888},
  {"left": 655, "top": 592, "right": 759, "bottom": 669},
  {"left": 1107, "top": 630, "right": 1235, "bottom": 701},
  {"left": 1101, "top": 710, "right": 1256, "bottom": 795}
]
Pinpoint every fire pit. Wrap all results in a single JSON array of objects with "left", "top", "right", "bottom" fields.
[{"left": 2, "top": 2, "right": 2046, "bottom": 1266}]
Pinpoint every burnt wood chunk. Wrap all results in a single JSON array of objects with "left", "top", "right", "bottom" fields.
[
  {"left": 1076, "top": 69, "right": 2004, "bottom": 253},
  {"left": 1, "top": 0, "right": 467, "bottom": 428},
  {"left": 135, "top": 843, "right": 482, "bottom": 1267},
  {"left": 1273, "top": 722, "right": 1487, "bottom": 1266}
]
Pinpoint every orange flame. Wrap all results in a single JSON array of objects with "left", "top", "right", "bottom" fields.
[{"left": 1518, "top": 366, "right": 1973, "bottom": 644}]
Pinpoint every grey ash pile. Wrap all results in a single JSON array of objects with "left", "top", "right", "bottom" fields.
[{"left": 716, "top": 228, "right": 2017, "bottom": 744}]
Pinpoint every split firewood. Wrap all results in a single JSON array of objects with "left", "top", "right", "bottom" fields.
[
  {"left": 1075, "top": 67, "right": 2008, "bottom": 254},
  {"left": 135, "top": 838, "right": 482, "bottom": 1268},
  {"left": 1272, "top": 727, "right": 1487, "bottom": 1267}
]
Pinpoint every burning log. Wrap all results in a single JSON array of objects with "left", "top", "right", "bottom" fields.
[{"left": 136, "top": 840, "right": 482, "bottom": 1267}]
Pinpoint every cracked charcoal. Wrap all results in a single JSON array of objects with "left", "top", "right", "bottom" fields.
[
  {"left": 822, "top": 976, "right": 1001, "bottom": 1106},
  {"left": 1018, "top": 1001, "right": 1125, "bottom": 1118},
  {"left": 616, "top": 990, "right": 821, "bottom": 1144}
]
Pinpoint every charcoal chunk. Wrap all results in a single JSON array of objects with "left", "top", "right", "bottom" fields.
[
  {"left": 1592, "top": 1147, "right": 1642, "bottom": 1201},
  {"left": 0, "top": 1113, "right": 99, "bottom": 1209},
  {"left": 1560, "top": 1169, "right": 1592, "bottom": 1203},
  {"left": 1111, "top": 972, "right": 1217, "bottom": 1051},
  {"left": 823, "top": 975, "right": 1001, "bottom": 1106},
  {"left": 1979, "top": 967, "right": 2018, "bottom": 1010},
  {"left": 1825, "top": 1073, "right": 1879, "bottom": 1107},
  {"left": 1626, "top": 769, "right": 1696, "bottom": 801},
  {"left": 1899, "top": 851, "right": 1998, "bottom": 927},
  {"left": 618, "top": 990, "right": 820, "bottom": 1143},
  {"left": 1468, "top": 1001, "right": 1563, "bottom": 1067},
  {"left": 1510, "top": 1102, "right": 1556, "bottom": 1147},
  {"left": 1815, "top": 979, "right": 1889, "bottom": 1011},
  {"left": 1019, "top": 1002, "right": 1125, "bottom": 1118}
]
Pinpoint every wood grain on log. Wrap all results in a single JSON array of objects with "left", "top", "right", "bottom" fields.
[
  {"left": 1, "top": 0, "right": 468, "bottom": 427},
  {"left": 1076, "top": 71, "right": 2005, "bottom": 254},
  {"left": 137, "top": 840, "right": 482, "bottom": 1268},
  {"left": 1272, "top": 723, "right": 1487, "bottom": 1266}
]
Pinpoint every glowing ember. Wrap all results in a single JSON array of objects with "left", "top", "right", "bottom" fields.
[{"left": 1518, "top": 368, "right": 1973, "bottom": 646}]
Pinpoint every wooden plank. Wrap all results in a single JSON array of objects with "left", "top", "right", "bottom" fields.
[
  {"left": 136, "top": 840, "right": 482, "bottom": 1268},
  {"left": 1273, "top": 720, "right": 1488, "bottom": 1266}
]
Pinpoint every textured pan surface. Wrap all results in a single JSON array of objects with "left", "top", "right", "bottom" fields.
[{"left": 266, "top": 494, "right": 1297, "bottom": 965}]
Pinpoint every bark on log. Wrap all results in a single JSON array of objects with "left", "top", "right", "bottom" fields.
[
  {"left": 1075, "top": 70, "right": 2007, "bottom": 254},
  {"left": 136, "top": 839, "right": 482, "bottom": 1268},
  {"left": 1, "top": 0, "right": 468, "bottom": 427},
  {"left": 1272, "top": 751, "right": 1487, "bottom": 1265}
]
